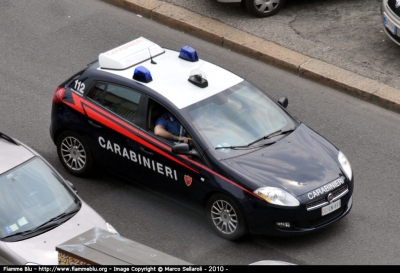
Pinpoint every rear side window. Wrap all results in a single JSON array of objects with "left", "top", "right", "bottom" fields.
[{"left": 87, "top": 83, "right": 141, "bottom": 124}]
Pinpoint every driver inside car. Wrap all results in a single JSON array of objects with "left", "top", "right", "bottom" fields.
[{"left": 154, "top": 112, "right": 192, "bottom": 144}]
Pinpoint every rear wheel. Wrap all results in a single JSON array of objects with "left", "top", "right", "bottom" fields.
[
  {"left": 57, "top": 131, "right": 94, "bottom": 177},
  {"left": 207, "top": 194, "right": 247, "bottom": 241},
  {"left": 244, "top": 0, "right": 286, "bottom": 18}
]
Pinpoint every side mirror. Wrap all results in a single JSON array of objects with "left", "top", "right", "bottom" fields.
[
  {"left": 278, "top": 97, "right": 288, "bottom": 108},
  {"left": 172, "top": 143, "right": 200, "bottom": 158}
]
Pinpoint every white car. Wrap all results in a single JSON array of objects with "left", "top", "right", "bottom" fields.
[
  {"left": 381, "top": 0, "right": 400, "bottom": 46},
  {"left": 0, "top": 132, "right": 118, "bottom": 265},
  {"left": 217, "top": 0, "right": 286, "bottom": 17}
]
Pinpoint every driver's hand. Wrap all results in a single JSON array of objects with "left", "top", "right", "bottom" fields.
[{"left": 177, "top": 136, "right": 192, "bottom": 143}]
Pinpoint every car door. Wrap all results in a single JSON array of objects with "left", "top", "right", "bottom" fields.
[
  {"left": 133, "top": 98, "right": 211, "bottom": 210},
  {"left": 83, "top": 82, "right": 142, "bottom": 174}
]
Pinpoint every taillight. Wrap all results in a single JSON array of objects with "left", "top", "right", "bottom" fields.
[{"left": 53, "top": 86, "right": 66, "bottom": 103}]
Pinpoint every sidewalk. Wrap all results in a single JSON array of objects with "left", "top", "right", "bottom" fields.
[{"left": 101, "top": 0, "right": 400, "bottom": 114}]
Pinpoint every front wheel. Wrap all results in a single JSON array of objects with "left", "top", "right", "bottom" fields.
[
  {"left": 207, "top": 194, "right": 247, "bottom": 241},
  {"left": 244, "top": 0, "right": 286, "bottom": 18},
  {"left": 57, "top": 131, "right": 94, "bottom": 177}
]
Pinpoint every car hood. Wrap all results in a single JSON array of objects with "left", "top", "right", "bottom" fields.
[
  {"left": 222, "top": 123, "right": 343, "bottom": 197},
  {"left": 4, "top": 201, "right": 108, "bottom": 265}
]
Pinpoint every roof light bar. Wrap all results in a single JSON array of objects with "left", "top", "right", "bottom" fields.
[
  {"left": 179, "top": 46, "right": 199, "bottom": 62},
  {"left": 133, "top": 66, "right": 153, "bottom": 83},
  {"left": 99, "top": 37, "right": 164, "bottom": 70}
]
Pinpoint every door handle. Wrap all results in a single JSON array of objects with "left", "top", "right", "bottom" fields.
[
  {"left": 126, "top": 139, "right": 137, "bottom": 148},
  {"left": 139, "top": 146, "right": 154, "bottom": 156},
  {"left": 88, "top": 120, "right": 102, "bottom": 129}
]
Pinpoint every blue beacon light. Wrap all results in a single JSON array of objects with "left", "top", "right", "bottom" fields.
[
  {"left": 133, "top": 66, "right": 153, "bottom": 83},
  {"left": 179, "top": 46, "right": 199, "bottom": 62}
]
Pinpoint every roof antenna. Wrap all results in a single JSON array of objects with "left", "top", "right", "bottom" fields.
[{"left": 148, "top": 48, "right": 157, "bottom": 64}]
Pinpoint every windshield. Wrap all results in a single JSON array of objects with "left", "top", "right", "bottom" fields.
[
  {"left": 0, "top": 157, "right": 80, "bottom": 241},
  {"left": 183, "top": 81, "right": 296, "bottom": 158}
]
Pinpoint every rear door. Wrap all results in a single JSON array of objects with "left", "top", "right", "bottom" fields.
[{"left": 82, "top": 82, "right": 142, "bottom": 174}]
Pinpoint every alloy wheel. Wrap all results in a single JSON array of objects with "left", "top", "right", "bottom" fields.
[
  {"left": 210, "top": 199, "right": 238, "bottom": 234},
  {"left": 254, "top": 0, "right": 280, "bottom": 13},
  {"left": 60, "top": 136, "right": 87, "bottom": 171}
]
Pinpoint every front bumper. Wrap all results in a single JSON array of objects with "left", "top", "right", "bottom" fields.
[{"left": 244, "top": 178, "right": 354, "bottom": 236}]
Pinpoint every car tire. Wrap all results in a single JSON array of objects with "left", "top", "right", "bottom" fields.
[
  {"left": 57, "top": 131, "right": 94, "bottom": 177},
  {"left": 207, "top": 193, "right": 247, "bottom": 241},
  {"left": 244, "top": 0, "right": 286, "bottom": 18}
]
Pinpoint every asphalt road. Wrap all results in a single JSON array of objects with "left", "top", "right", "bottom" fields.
[
  {"left": 2, "top": 0, "right": 400, "bottom": 265},
  {"left": 160, "top": 0, "right": 400, "bottom": 91}
]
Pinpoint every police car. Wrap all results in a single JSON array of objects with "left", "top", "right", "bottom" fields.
[{"left": 50, "top": 37, "right": 353, "bottom": 240}]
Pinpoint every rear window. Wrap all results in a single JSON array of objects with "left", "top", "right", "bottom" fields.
[{"left": 87, "top": 82, "right": 142, "bottom": 124}]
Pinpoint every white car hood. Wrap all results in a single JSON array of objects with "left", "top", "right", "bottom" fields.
[{"left": 4, "top": 201, "right": 107, "bottom": 265}]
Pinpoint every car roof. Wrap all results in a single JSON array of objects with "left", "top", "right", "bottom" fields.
[
  {"left": 0, "top": 137, "right": 34, "bottom": 175},
  {"left": 96, "top": 37, "right": 244, "bottom": 109}
]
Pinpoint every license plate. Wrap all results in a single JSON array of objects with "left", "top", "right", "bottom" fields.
[
  {"left": 321, "top": 199, "right": 341, "bottom": 216},
  {"left": 384, "top": 16, "right": 397, "bottom": 35}
]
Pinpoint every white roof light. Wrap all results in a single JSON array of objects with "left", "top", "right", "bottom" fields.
[{"left": 99, "top": 37, "right": 164, "bottom": 70}]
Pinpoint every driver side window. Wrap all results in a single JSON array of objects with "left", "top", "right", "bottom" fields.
[{"left": 146, "top": 100, "right": 208, "bottom": 166}]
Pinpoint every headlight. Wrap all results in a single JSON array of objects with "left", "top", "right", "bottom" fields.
[
  {"left": 254, "top": 187, "right": 299, "bottom": 207},
  {"left": 338, "top": 151, "right": 352, "bottom": 180},
  {"left": 106, "top": 222, "right": 119, "bottom": 235}
]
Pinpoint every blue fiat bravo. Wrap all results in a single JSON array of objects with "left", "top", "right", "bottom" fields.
[{"left": 50, "top": 37, "right": 353, "bottom": 240}]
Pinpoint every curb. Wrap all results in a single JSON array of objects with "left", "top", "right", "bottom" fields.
[{"left": 101, "top": 0, "right": 400, "bottom": 114}]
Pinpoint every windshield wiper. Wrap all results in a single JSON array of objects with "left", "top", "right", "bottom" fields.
[
  {"left": 41, "top": 207, "right": 79, "bottom": 226},
  {"left": 1, "top": 208, "right": 80, "bottom": 240},
  {"left": 1, "top": 222, "right": 60, "bottom": 240},
  {"left": 215, "top": 140, "right": 277, "bottom": 150},
  {"left": 246, "top": 128, "right": 295, "bottom": 147},
  {"left": 29, "top": 207, "right": 80, "bottom": 232},
  {"left": 215, "top": 144, "right": 249, "bottom": 150},
  {"left": 215, "top": 128, "right": 295, "bottom": 150}
]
